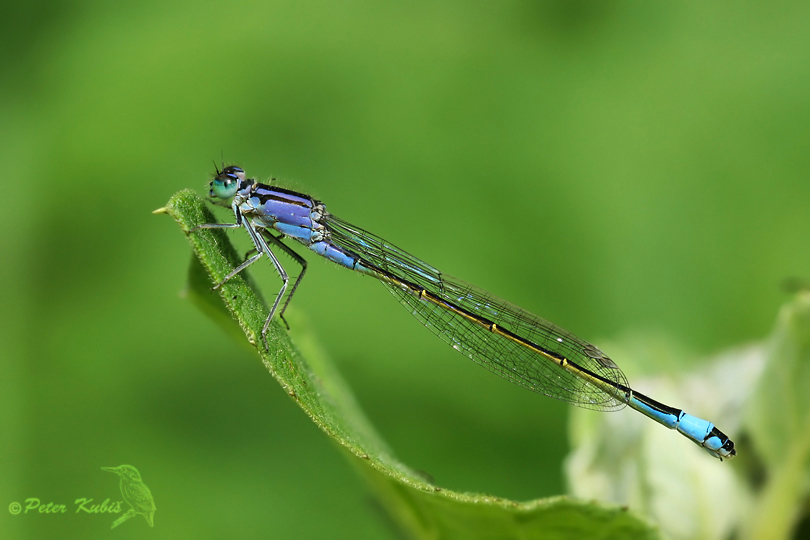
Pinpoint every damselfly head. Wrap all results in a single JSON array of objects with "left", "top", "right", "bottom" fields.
[{"left": 209, "top": 165, "right": 246, "bottom": 200}]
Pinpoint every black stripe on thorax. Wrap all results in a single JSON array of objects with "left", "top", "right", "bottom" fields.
[{"left": 252, "top": 183, "right": 319, "bottom": 207}]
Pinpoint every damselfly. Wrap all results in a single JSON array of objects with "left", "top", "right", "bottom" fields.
[{"left": 192, "top": 165, "right": 736, "bottom": 460}]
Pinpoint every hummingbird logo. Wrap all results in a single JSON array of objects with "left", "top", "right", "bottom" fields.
[{"left": 101, "top": 465, "right": 156, "bottom": 529}]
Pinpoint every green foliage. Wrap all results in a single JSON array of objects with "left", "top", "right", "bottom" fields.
[
  {"left": 5, "top": 2, "right": 810, "bottom": 538},
  {"left": 159, "top": 189, "right": 661, "bottom": 540},
  {"left": 741, "top": 294, "right": 810, "bottom": 540},
  {"left": 567, "top": 294, "right": 810, "bottom": 540}
]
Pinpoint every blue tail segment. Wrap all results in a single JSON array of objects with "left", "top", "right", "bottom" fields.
[{"left": 627, "top": 392, "right": 735, "bottom": 459}]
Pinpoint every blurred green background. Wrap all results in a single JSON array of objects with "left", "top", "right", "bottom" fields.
[{"left": 1, "top": 1, "right": 809, "bottom": 538}]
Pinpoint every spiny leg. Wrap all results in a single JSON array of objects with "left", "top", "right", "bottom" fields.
[
  {"left": 251, "top": 237, "right": 290, "bottom": 349},
  {"left": 241, "top": 231, "right": 308, "bottom": 330},
  {"left": 261, "top": 231, "right": 308, "bottom": 329},
  {"left": 234, "top": 219, "right": 290, "bottom": 348},
  {"left": 190, "top": 216, "right": 290, "bottom": 348},
  {"left": 214, "top": 252, "right": 264, "bottom": 290}
]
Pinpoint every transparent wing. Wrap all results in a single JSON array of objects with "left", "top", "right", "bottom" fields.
[{"left": 324, "top": 214, "right": 628, "bottom": 411}]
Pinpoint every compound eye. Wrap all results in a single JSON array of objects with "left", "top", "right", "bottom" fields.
[
  {"left": 211, "top": 172, "right": 239, "bottom": 199},
  {"left": 226, "top": 166, "right": 245, "bottom": 182}
]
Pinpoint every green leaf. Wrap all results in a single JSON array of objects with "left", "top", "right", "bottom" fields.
[
  {"left": 742, "top": 293, "right": 810, "bottom": 540},
  {"left": 746, "top": 293, "right": 810, "bottom": 466},
  {"left": 157, "top": 189, "right": 661, "bottom": 540}
]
